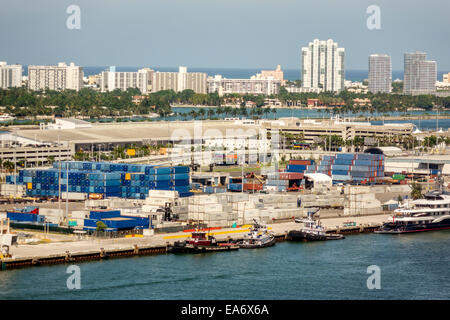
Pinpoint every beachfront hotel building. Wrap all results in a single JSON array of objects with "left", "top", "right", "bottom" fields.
[
  {"left": 403, "top": 52, "right": 437, "bottom": 95},
  {"left": 28, "top": 62, "right": 84, "bottom": 91},
  {"left": 257, "top": 65, "right": 286, "bottom": 85},
  {"left": 443, "top": 72, "right": 450, "bottom": 83},
  {"left": 100, "top": 67, "right": 149, "bottom": 94},
  {"left": 0, "top": 62, "right": 22, "bottom": 89},
  {"left": 207, "top": 75, "right": 281, "bottom": 96},
  {"left": 301, "top": 39, "right": 345, "bottom": 92},
  {"left": 152, "top": 67, "right": 207, "bottom": 94},
  {"left": 368, "top": 54, "right": 392, "bottom": 93}
]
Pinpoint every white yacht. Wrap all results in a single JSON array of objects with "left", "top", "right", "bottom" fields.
[
  {"left": 376, "top": 188, "right": 450, "bottom": 234},
  {"left": 0, "top": 113, "right": 16, "bottom": 122}
]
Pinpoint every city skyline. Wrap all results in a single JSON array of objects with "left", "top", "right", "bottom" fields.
[{"left": 1, "top": 0, "right": 449, "bottom": 71}]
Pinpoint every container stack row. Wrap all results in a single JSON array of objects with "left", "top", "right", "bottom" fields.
[
  {"left": 227, "top": 177, "right": 243, "bottom": 192},
  {"left": 264, "top": 159, "right": 313, "bottom": 192},
  {"left": 6, "top": 161, "right": 192, "bottom": 199},
  {"left": 306, "top": 153, "right": 384, "bottom": 184}
]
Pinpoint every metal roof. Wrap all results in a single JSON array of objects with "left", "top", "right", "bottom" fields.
[
  {"left": 304, "top": 173, "right": 332, "bottom": 182},
  {"left": 14, "top": 121, "right": 260, "bottom": 145}
]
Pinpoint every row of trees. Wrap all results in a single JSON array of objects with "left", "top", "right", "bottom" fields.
[
  {"left": 278, "top": 87, "right": 450, "bottom": 114},
  {"left": 282, "top": 133, "right": 450, "bottom": 151},
  {"left": 180, "top": 105, "right": 277, "bottom": 120},
  {"left": 2, "top": 85, "right": 450, "bottom": 121},
  {"left": 73, "top": 143, "right": 169, "bottom": 162}
]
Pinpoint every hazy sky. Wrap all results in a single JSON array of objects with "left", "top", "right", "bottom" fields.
[{"left": 1, "top": 0, "right": 449, "bottom": 71}]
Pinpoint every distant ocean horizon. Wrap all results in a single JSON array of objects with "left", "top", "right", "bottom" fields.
[{"left": 21, "top": 66, "right": 448, "bottom": 82}]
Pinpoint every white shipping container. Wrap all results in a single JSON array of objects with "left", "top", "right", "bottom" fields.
[
  {"left": 148, "top": 190, "right": 179, "bottom": 198},
  {"left": 1, "top": 184, "right": 25, "bottom": 196},
  {"left": 71, "top": 211, "right": 89, "bottom": 219},
  {"left": 39, "top": 208, "right": 64, "bottom": 217},
  {"left": 227, "top": 193, "right": 249, "bottom": 202},
  {"left": 61, "top": 192, "right": 86, "bottom": 201}
]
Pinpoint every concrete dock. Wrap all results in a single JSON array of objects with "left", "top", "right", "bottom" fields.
[{"left": 1, "top": 214, "right": 390, "bottom": 270}]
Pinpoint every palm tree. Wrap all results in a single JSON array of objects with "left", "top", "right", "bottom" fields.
[
  {"left": 198, "top": 108, "right": 206, "bottom": 119},
  {"left": 189, "top": 109, "right": 198, "bottom": 120},
  {"left": 207, "top": 108, "right": 215, "bottom": 119},
  {"left": 3, "top": 160, "right": 15, "bottom": 173}
]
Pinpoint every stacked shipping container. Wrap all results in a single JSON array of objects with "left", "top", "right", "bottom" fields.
[
  {"left": 305, "top": 153, "right": 384, "bottom": 183},
  {"left": 6, "top": 161, "right": 192, "bottom": 199},
  {"left": 265, "top": 159, "right": 312, "bottom": 192}
]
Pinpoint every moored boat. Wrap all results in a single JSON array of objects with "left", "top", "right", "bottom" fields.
[
  {"left": 238, "top": 219, "right": 276, "bottom": 249},
  {"left": 167, "top": 230, "right": 239, "bottom": 253},
  {"left": 288, "top": 208, "right": 345, "bottom": 241},
  {"left": 0, "top": 113, "right": 16, "bottom": 122},
  {"left": 375, "top": 188, "right": 450, "bottom": 234}
]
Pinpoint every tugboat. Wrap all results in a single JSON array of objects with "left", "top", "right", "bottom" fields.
[
  {"left": 288, "top": 208, "right": 345, "bottom": 241},
  {"left": 167, "top": 229, "right": 239, "bottom": 253},
  {"left": 238, "top": 219, "right": 276, "bottom": 249}
]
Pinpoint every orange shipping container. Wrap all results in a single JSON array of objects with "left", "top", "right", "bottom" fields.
[
  {"left": 89, "top": 193, "right": 104, "bottom": 200},
  {"left": 243, "top": 183, "right": 263, "bottom": 191},
  {"left": 279, "top": 172, "right": 304, "bottom": 180},
  {"left": 289, "top": 160, "right": 311, "bottom": 165}
]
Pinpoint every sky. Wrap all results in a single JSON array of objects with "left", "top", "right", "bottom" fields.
[{"left": 1, "top": 0, "right": 449, "bottom": 71}]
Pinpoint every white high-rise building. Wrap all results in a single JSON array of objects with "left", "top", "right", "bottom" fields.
[
  {"left": 152, "top": 67, "right": 207, "bottom": 94},
  {"left": 301, "top": 39, "right": 345, "bottom": 92},
  {"left": 139, "top": 68, "right": 155, "bottom": 92},
  {"left": 100, "top": 67, "right": 149, "bottom": 93},
  {"left": 28, "top": 62, "right": 83, "bottom": 91},
  {"left": 368, "top": 54, "right": 392, "bottom": 93},
  {"left": 404, "top": 52, "right": 437, "bottom": 95},
  {"left": 0, "top": 62, "right": 22, "bottom": 89},
  {"left": 207, "top": 75, "right": 281, "bottom": 96}
]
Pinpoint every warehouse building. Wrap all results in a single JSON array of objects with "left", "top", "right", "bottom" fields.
[{"left": 12, "top": 120, "right": 262, "bottom": 153}]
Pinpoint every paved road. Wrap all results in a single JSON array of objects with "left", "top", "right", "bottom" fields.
[{"left": 7, "top": 214, "right": 390, "bottom": 259}]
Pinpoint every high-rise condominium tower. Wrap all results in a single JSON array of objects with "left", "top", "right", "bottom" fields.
[
  {"left": 301, "top": 39, "right": 345, "bottom": 92},
  {"left": 100, "top": 66, "right": 149, "bottom": 93},
  {"left": 368, "top": 54, "right": 392, "bottom": 93},
  {"left": 0, "top": 62, "right": 22, "bottom": 89},
  {"left": 28, "top": 62, "right": 83, "bottom": 91},
  {"left": 152, "top": 66, "right": 207, "bottom": 94},
  {"left": 403, "top": 52, "right": 436, "bottom": 95}
]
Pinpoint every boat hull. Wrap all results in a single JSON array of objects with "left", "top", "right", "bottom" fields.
[
  {"left": 287, "top": 230, "right": 345, "bottom": 241},
  {"left": 238, "top": 236, "right": 276, "bottom": 249},
  {"left": 375, "top": 223, "right": 450, "bottom": 234},
  {"left": 167, "top": 242, "right": 239, "bottom": 254}
]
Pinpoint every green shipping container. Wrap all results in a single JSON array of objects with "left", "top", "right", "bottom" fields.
[
  {"left": 68, "top": 220, "right": 78, "bottom": 227},
  {"left": 392, "top": 174, "right": 405, "bottom": 181}
]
